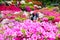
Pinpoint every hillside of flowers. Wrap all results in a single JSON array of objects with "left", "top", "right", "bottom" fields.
[{"left": 0, "top": 0, "right": 60, "bottom": 40}]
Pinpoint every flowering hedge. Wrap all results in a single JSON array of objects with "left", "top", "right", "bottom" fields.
[
  {"left": 0, "top": 19, "right": 59, "bottom": 40},
  {"left": 0, "top": 5, "right": 21, "bottom": 11}
]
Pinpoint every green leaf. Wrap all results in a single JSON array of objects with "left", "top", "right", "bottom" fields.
[
  {"left": 48, "top": 16, "right": 54, "bottom": 20},
  {"left": 21, "top": 29, "right": 25, "bottom": 34},
  {"left": 20, "top": 4, "right": 26, "bottom": 9},
  {"left": 15, "top": 17, "right": 20, "bottom": 21}
]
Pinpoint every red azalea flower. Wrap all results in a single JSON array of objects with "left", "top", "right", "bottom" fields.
[{"left": 21, "top": 15, "right": 26, "bottom": 18}]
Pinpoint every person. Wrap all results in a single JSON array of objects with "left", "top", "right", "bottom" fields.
[
  {"left": 0, "top": 11, "right": 3, "bottom": 22},
  {"left": 30, "top": 13, "right": 39, "bottom": 21}
]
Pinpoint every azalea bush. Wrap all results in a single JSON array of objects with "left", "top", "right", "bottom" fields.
[
  {"left": 0, "top": 19, "right": 59, "bottom": 40},
  {"left": 0, "top": 2, "right": 60, "bottom": 40},
  {"left": 0, "top": 5, "right": 21, "bottom": 11},
  {"left": 32, "top": 7, "right": 60, "bottom": 22},
  {"left": 20, "top": 0, "right": 34, "bottom": 11},
  {"left": 41, "top": 9, "right": 60, "bottom": 22}
]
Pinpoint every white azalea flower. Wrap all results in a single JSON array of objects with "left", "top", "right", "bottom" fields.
[
  {"left": 30, "top": 11, "right": 34, "bottom": 14},
  {"left": 38, "top": 12, "right": 44, "bottom": 18},
  {"left": 55, "top": 22, "right": 58, "bottom": 25},
  {"left": 38, "top": 6, "right": 42, "bottom": 8},
  {"left": 14, "top": 11, "right": 20, "bottom": 14},
  {"left": 55, "top": 21, "right": 60, "bottom": 27},
  {"left": 23, "top": 11, "right": 29, "bottom": 17},
  {"left": 34, "top": 5, "right": 38, "bottom": 8},
  {"left": 1, "top": 11, "right": 3, "bottom": 14},
  {"left": 29, "top": 2, "right": 33, "bottom": 4},
  {"left": 6, "top": 1, "right": 12, "bottom": 4},
  {"left": 17, "top": 1, "right": 19, "bottom": 4},
  {"left": 1, "top": 19, "right": 10, "bottom": 25},
  {"left": 20, "top": 0, "right": 26, "bottom": 4}
]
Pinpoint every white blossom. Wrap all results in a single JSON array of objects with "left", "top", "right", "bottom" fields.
[
  {"left": 38, "top": 12, "right": 44, "bottom": 18},
  {"left": 14, "top": 11, "right": 20, "bottom": 14},
  {"left": 20, "top": 0, "right": 26, "bottom": 4},
  {"left": 29, "top": 2, "right": 33, "bottom": 4},
  {"left": 38, "top": 6, "right": 42, "bottom": 8},
  {"left": 34, "top": 5, "right": 38, "bottom": 8},
  {"left": 1, "top": 19, "right": 10, "bottom": 25},
  {"left": 30, "top": 11, "right": 34, "bottom": 14}
]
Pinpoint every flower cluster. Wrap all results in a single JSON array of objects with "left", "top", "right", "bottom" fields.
[
  {"left": 0, "top": 19, "right": 58, "bottom": 40},
  {"left": 31, "top": 8, "right": 60, "bottom": 22},
  {"left": 0, "top": 5, "right": 21, "bottom": 11}
]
